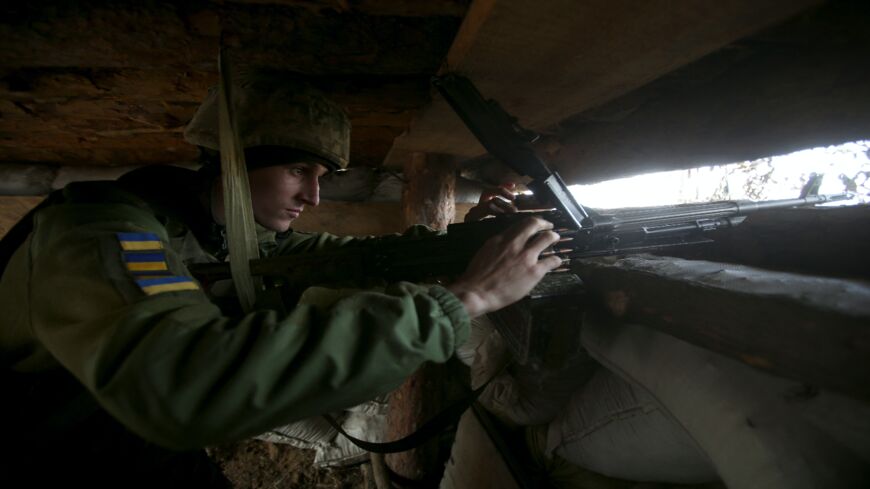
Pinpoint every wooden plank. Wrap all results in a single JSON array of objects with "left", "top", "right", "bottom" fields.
[
  {"left": 0, "top": 3, "right": 460, "bottom": 168},
  {"left": 573, "top": 255, "right": 870, "bottom": 400},
  {"left": 388, "top": 0, "right": 821, "bottom": 164},
  {"left": 552, "top": 1, "right": 870, "bottom": 184},
  {"left": 671, "top": 205, "right": 870, "bottom": 280},
  {"left": 0, "top": 68, "right": 429, "bottom": 167},
  {"left": 220, "top": 1, "right": 470, "bottom": 18},
  {"left": 0, "top": 196, "right": 43, "bottom": 238},
  {"left": 0, "top": 3, "right": 460, "bottom": 72},
  {"left": 385, "top": 152, "right": 457, "bottom": 480},
  {"left": 401, "top": 152, "right": 458, "bottom": 229},
  {"left": 439, "top": 0, "right": 498, "bottom": 73},
  {"left": 222, "top": 4, "right": 460, "bottom": 75}
]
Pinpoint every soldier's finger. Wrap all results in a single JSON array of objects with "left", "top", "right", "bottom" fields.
[
  {"left": 537, "top": 254, "right": 564, "bottom": 271},
  {"left": 526, "top": 230, "right": 561, "bottom": 256},
  {"left": 503, "top": 216, "right": 554, "bottom": 244},
  {"left": 492, "top": 198, "right": 518, "bottom": 213},
  {"left": 478, "top": 189, "right": 498, "bottom": 203},
  {"left": 497, "top": 186, "right": 517, "bottom": 201}
]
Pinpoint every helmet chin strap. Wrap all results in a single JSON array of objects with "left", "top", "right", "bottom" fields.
[{"left": 218, "top": 47, "right": 262, "bottom": 312}]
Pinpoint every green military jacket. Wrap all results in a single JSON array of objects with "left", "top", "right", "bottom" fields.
[{"left": 0, "top": 167, "right": 469, "bottom": 449}]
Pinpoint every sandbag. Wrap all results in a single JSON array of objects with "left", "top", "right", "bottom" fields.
[
  {"left": 581, "top": 317, "right": 870, "bottom": 489},
  {"left": 316, "top": 410, "right": 387, "bottom": 467},
  {"left": 455, "top": 316, "right": 500, "bottom": 368},
  {"left": 256, "top": 397, "right": 388, "bottom": 467},
  {"left": 256, "top": 415, "right": 336, "bottom": 448},
  {"left": 467, "top": 315, "right": 597, "bottom": 427},
  {"left": 440, "top": 411, "right": 691, "bottom": 489},
  {"left": 547, "top": 367, "right": 716, "bottom": 483},
  {"left": 439, "top": 411, "right": 526, "bottom": 489}
]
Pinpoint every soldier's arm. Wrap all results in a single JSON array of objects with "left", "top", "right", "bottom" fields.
[
  {"left": 274, "top": 223, "right": 439, "bottom": 255},
  {"left": 274, "top": 188, "right": 515, "bottom": 255},
  {"left": 27, "top": 200, "right": 469, "bottom": 450}
]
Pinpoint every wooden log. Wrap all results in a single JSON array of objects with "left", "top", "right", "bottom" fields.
[
  {"left": 573, "top": 254, "right": 870, "bottom": 401},
  {"left": 401, "top": 152, "right": 457, "bottom": 230},
  {"left": 218, "top": 1, "right": 469, "bottom": 18},
  {"left": 390, "top": 0, "right": 821, "bottom": 163},
  {"left": 386, "top": 152, "right": 457, "bottom": 480},
  {"left": 553, "top": 1, "right": 870, "bottom": 184},
  {"left": 693, "top": 205, "right": 870, "bottom": 280}
]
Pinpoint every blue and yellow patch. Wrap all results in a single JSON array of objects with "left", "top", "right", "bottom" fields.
[
  {"left": 122, "top": 251, "right": 170, "bottom": 274},
  {"left": 115, "top": 232, "right": 199, "bottom": 296},
  {"left": 116, "top": 232, "right": 164, "bottom": 251},
  {"left": 117, "top": 232, "right": 169, "bottom": 275},
  {"left": 135, "top": 276, "right": 200, "bottom": 295}
]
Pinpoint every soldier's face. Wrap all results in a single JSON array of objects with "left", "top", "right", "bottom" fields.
[{"left": 248, "top": 162, "right": 328, "bottom": 232}]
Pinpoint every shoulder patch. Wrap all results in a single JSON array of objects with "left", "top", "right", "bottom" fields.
[
  {"left": 117, "top": 233, "right": 170, "bottom": 275},
  {"left": 122, "top": 251, "right": 170, "bottom": 275},
  {"left": 135, "top": 276, "right": 200, "bottom": 295},
  {"left": 103, "top": 232, "right": 202, "bottom": 300},
  {"left": 116, "top": 232, "right": 164, "bottom": 251}
]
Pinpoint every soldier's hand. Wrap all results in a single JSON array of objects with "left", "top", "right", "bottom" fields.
[
  {"left": 447, "top": 216, "right": 563, "bottom": 318},
  {"left": 464, "top": 184, "right": 519, "bottom": 222}
]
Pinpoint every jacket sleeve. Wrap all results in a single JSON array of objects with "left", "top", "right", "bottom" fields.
[
  {"left": 276, "top": 224, "right": 443, "bottom": 255},
  {"left": 27, "top": 201, "right": 469, "bottom": 449}
]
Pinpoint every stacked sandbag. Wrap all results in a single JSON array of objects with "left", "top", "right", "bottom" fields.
[
  {"left": 453, "top": 316, "right": 718, "bottom": 487},
  {"left": 545, "top": 368, "right": 717, "bottom": 484},
  {"left": 573, "top": 317, "right": 870, "bottom": 488},
  {"left": 458, "top": 316, "right": 599, "bottom": 427},
  {"left": 452, "top": 313, "right": 870, "bottom": 488},
  {"left": 256, "top": 396, "right": 388, "bottom": 467}
]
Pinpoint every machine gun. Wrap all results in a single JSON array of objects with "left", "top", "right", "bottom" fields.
[
  {"left": 189, "top": 191, "right": 847, "bottom": 285},
  {"left": 189, "top": 74, "right": 850, "bottom": 327},
  {"left": 431, "top": 74, "right": 850, "bottom": 260}
]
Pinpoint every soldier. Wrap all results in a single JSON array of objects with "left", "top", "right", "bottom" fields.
[{"left": 0, "top": 73, "right": 562, "bottom": 485}]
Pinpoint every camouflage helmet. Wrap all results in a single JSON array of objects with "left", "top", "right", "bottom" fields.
[{"left": 184, "top": 73, "right": 350, "bottom": 171}]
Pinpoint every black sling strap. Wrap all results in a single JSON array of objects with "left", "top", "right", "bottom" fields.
[{"left": 320, "top": 370, "right": 499, "bottom": 454}]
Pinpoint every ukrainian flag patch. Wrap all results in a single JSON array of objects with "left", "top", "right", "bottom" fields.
[
  {"left": 116, "top": 232, "right": 164, "bottom": 251},
  {"left": 135, "top": 276, "right": 200, "bottom": 295},
  {"left": 122, "top": 251, "right": 170, "bottom": 275}
]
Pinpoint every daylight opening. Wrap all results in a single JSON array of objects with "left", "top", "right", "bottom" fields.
[{"left": 569, "top": 141, "right": 870, "bottom": 209}]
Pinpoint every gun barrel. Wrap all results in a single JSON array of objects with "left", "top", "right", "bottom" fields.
[
  {"left": 733, "top": 192, "right": 852, "bottom": 212},
  {"left": 567, "top": 192, "right": 852, "bottom": 259},
  {"left": 600, "top": 193, "right": 852, "bottom": 227}
]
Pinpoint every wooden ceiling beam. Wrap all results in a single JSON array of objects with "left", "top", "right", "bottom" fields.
[
  {"left": 461, "top": 1, "right": 870, "bottom": 185},
  {"left": 221, "top": 0, "right": 470, "bottom": 18},
  {"left": 551, "top": 1, "right": 870, "bottom": 184},
  {"left": 0, "top": 3, "right": 216, "bottom": 69},
  {"left": 387, "top": 0, "right": 823, "bottom": 170},
  {"left": 0, "top": 68, "right": 431, "bottom": 166},
  {"left": 0, "top": 2, "right": 462, "bottom": 72},
  {"left": 222, "top": 4, "right": 460, "bottom": 75},
  {"left": 0, "top": 2, "right": 463, "bottom": 168}
]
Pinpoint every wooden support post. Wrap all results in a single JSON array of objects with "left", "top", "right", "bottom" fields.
[
  {"left": 401, "top": 151, "right": 457, "bottom": 230},
  {"left": 385, "top": 152, "right": 457, "bottom": 481},
  {"left": 573, "top": 254, "right": 870, "bottom": 401}
]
